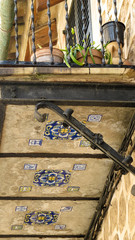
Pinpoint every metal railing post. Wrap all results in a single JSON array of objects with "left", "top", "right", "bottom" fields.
[
  {"left": 47, "top": 0, "right": 54, "bottom": 64},
  {"left": 14, "top": 0, "right": 19, "bottom": 63},
  {"left": 31, "top": 0, "right": 36, "bottom": 64}
]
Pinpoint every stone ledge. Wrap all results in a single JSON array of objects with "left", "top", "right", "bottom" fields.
[{"left": 0, "top": 67, "right": 134, "bottom": 84}]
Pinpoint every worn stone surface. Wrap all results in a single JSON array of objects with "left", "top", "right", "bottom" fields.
[
  {"left": 0, "top": 104, "right": 134, "bottom": 238},
  {"left": 0, "top": 157, "right": 112, "bottom": 197},
  {"left": 132, "top": 232, "right": 135, "bottom": 240},
  {"left": 109, "top": 198, "right": 118, "bottom": 234},
  {"left": 103, "top": 214, "right": 109, "bottom": 240},
  {"left": 113, "top": 234, "right": 119, "bottom": 240},
  {"left": 128, "top": 36, "right": 135, "bottom": 64},
  {"left": 123, "top": 231, "right": 129, "bottom": 240},
  {"left": 124, "top": 173, "right": 131, "bottom": 193},
  {"left": 0, "top": 200, "right": 97, "bottom": 235},
  {"left": 1, "top": 105, "right": 133, "bottom": 154},
  {"left": 96, "top": 149, "right": 135, "bottom": 240},
  {"left": 128, "top": 195, "right": 135, "bottom": 233},
  {"left": 119, "top": 190, "right": 126, "bottom": 233},
  {"left": 119, "top": 0, "right": 129, "bottom": 23}
]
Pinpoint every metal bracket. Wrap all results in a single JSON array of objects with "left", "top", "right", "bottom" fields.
[{"left": 35, "top": 101, "right": 135, "bottom": 176}]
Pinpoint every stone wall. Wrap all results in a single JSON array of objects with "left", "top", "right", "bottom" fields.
[
  {"left": 96, "top": 1, "right": 135, "bottom": 236},
  {"left": 101, "top": 0, "right": 135, "bottom": 64},
  {"left": 97, "top": 149, "right": 135, "bottom": 239}
]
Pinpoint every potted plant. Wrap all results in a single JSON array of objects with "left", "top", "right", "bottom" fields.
[
  {"left": 31, "top": 45, "right": 64, "bottom": 63},
  {"left": 61, "top": 28, "right": 111, "bottom": 67},
  {"left": 102, "top": 21, "right": 131, "bottom": 65},
  {"left": 75, "top": 43, "right": 103, "bottom": 65}
]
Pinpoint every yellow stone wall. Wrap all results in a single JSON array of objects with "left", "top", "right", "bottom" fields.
[
  {"left": 101, "top": 0, "right": 135, "bottom": 64},
  {"left": 97, "top": 149, "right": 135, "bottom": 240},
  {"left": 96, "top": 1, "right": 135, "bottom": 236}
]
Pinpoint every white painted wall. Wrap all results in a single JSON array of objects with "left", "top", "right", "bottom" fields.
[{"left": 90, "top": 0, "right": 101, "bottom": 46}]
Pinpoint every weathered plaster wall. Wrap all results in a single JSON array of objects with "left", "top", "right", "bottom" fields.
[
  {"left": 0, "top": 157, "right": 112, "bottom": 198},
  {"left": 97, "top": 147, "right": 135, "bottom": 240},
  {"left": 96, "top": 1, "right": 135, "bottom": 237},
  {"left": 1, "top": 105, "right": 133, "bottom": 153},
  {"left": 55, "top": 0, "right": 72, "bottom": 49},
  {"left": 101, "top": 0, "right": 135, "bottom": 64},
  {"left": 0, "top": 200, "right": 97, "bottom": 235}
]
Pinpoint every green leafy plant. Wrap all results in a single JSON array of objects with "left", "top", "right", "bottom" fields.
[
  {"left": 61, "top": 27, "right": 112, "bottom": 67},
  {"left": 103, "top": 42, "right": 112, "bottom": 64}
]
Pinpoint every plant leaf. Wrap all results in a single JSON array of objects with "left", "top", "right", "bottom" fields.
[
  {"left": 70, "top": 50, "right": 84, "bottom": 66},
  {"left": 64, "top": 54, "right": 71, "bottom": 68},
  {"left": 89, "top": 48, "right": 95, "bottom": 64}
]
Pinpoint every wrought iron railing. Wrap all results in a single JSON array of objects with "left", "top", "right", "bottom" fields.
[{"left": 0, "top": 0, "right": 134, "bottom": 68}]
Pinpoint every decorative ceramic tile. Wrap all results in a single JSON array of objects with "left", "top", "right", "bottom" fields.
[
  {"left": 79, "top": 140, "right": 91, "bottom": 147},
  {"left": 87, "top": 114, "right": 102, "bottom": 122},
  {"left": 11, "top": 225, "right": 23, "bottom": 230},
  {"left": 73, "top": 164, "right": 87, "bottom": 171},
  {"left": 60, "top": 206, "right": 72, "bottom": 212},
  {"left": 55, "top": 224, "right": 66, "bottom": 230},
  {"left": 15, "top": 206, "right": 28, "bottom": 212},
  {"left": 29, "top": 139, "right": 42, "bottom": 146},
  {"left": 24, "top": 211, "right": 59, "bottom": 225},
  {"left": 67, "top": 186, "right": 80, "bottom": 192},
  {"left": 33, "top": 170, "right": 71, "bottom": 187},
  {"left": 24, "top": 164, "right": 37, "bottom": 170},
  {"left": 19, "top": 186, "right": 32, "bottom": 192},
  {"left": 44, "top": 121, "right": 81, "bottom": 140}
]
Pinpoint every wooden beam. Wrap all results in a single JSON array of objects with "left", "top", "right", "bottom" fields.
[
  {"left": 16, "top": 0, "right": 27, "bottom": 17},
  {"left": 29, "top": 20, "right": 57, "bottom": 55},
  {"left": 11, "top": 25, "right": 24, "bottom": 37},
  {"left": 19, "top": 0, "right": 36, "bottom": 61},
  {"left": 24, "top": 40, "right": 30, "bottom": 61},
  {"left": 7, "top": 53, "right": 15, "bottom": 60},
  {"left": 36, "top": 6, "right": 57, "bottom": 27},
  {"left": 8, "top": 37, "right": 21, "bottom": 54},
  {"left": 36, "top": 0, "right": 64, "bottom": 11}
]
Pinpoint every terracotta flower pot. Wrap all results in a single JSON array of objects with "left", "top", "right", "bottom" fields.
[
  {"left": 76, "top": 49, "right": 102, "bottom": 64},
  {"left": 31, "top": 48, "right": 64, "bottom": 63}
]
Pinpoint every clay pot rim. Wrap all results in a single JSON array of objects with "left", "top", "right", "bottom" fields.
[
  {"left": 31, "top": 47, "right": 64, "bottom": 59},
  {"left": 102, "top": 21, "right": 125, "bottom": 30}
]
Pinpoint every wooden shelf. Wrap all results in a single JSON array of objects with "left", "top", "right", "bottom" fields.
[{"left": 36, "top": 0, "right": 64, "bottom": 11}]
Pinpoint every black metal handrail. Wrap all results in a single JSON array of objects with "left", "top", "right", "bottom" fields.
[{"left": 35, "top": 101, "right": 135, "bottom": 176}]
